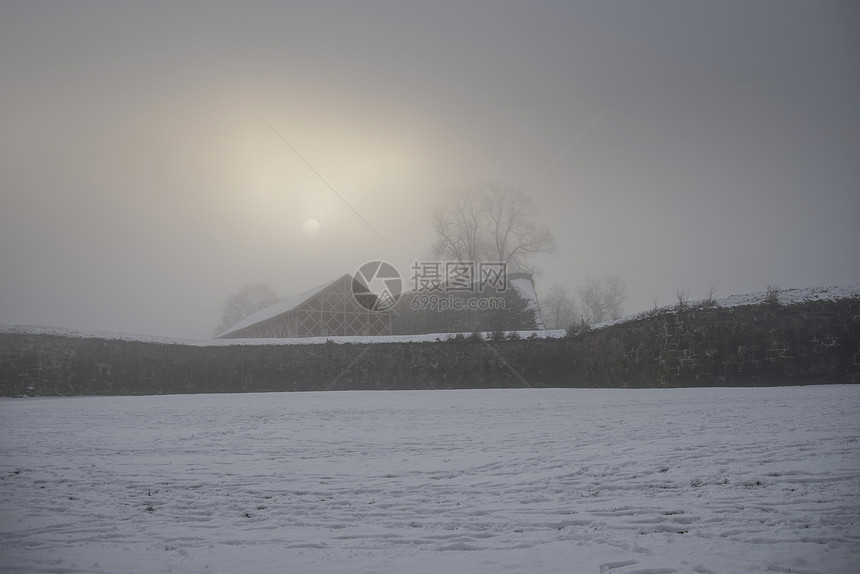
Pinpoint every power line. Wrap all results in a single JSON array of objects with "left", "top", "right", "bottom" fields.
[{"left": 253, "top": 109, "right": 391, "bottom": 248}]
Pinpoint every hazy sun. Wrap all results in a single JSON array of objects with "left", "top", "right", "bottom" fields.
[{"left": 302, "top": 218, "right": 320, "bottom": 236}]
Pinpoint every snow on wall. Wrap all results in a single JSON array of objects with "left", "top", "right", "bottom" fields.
[
  {"left": 3, "top": 291, "right": 859, "bottom": 396},
  {"left": 2, "top": 283, "right": 858, "bottom": 346}
]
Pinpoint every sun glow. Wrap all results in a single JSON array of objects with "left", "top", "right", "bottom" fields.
[
  {"left": 302, "top": 218, "right": 320, "bottom": 236},
  {"left": 227, "top": 112, "right": 426, "bottom": 244}
]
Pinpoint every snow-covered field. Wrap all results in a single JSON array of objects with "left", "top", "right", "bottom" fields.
[{"left": 1, "top": 386, "right": 858, "bottom": 573}]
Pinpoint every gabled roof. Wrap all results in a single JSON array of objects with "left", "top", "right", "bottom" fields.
[{"left": 217, "top": 275, "right": 349, "bottom": 338}]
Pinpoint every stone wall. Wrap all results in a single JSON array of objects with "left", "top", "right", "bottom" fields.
[{"left": 1, "top": 298, "right": 858, "bottom": 396}]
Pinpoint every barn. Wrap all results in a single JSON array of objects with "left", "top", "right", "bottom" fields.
[{"left": 216, "top": 274, "right": 391, "bottom": 339}]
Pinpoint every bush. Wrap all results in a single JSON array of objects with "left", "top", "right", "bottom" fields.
[
  {"left": 675, "top": 288, "right": 690, "bottom": 311},
  {"left": 701, "top": 284, "right": 718, "bottom": 308},
  {"left": 765, "top": 284, "right": 781, "bottom": 306},
  {"left": 566, "top": 319, "right": 590, "bottom": 337}
]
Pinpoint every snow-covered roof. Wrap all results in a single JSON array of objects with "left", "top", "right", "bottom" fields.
[
  {"left": 510, "top": 276, "right": 545, "bottom": 330},
  {"left": 217, "top": 275, "right": 348, "bottom": 337}
]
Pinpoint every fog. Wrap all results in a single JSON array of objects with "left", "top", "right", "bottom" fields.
[{"left": 2, "top": 1, "right": 858, "bottom": 338}]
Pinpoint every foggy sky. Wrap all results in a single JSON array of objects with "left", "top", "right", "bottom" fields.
[{"left": 2, "top": 1, "right": 858, "bottom": 338}]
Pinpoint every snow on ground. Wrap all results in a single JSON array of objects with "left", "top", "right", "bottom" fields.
[
  {"left": 1, "top": 386, "right": 858, "bottom": 573},
  {"left": 1, "top": 283, "right": 858, "bottom": 346}
]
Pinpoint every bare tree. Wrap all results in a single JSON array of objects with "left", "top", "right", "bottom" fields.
[
  {"left": 674, "top": 287, "right": 690, "bottom": 311},
  {"left": 539, "top": 284, "right": 578, "bottom": 330},
  {"left": 578, "top": 275, "right": 626, "bottom": 324},
  {"left": 702, "top": 284, "right": 718, "bottom": 307},
  {"left": 479, "top": 184, "right": 556, "bottom": 272},
  {"left": 432, "top": 190, "right": 487, "bottom": 264},
  {"left": 213, "top": 283, "right": 280, "bottom": 336},
  {"left": 432, "top": 183, "right": 556, "bottom": 272}
]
